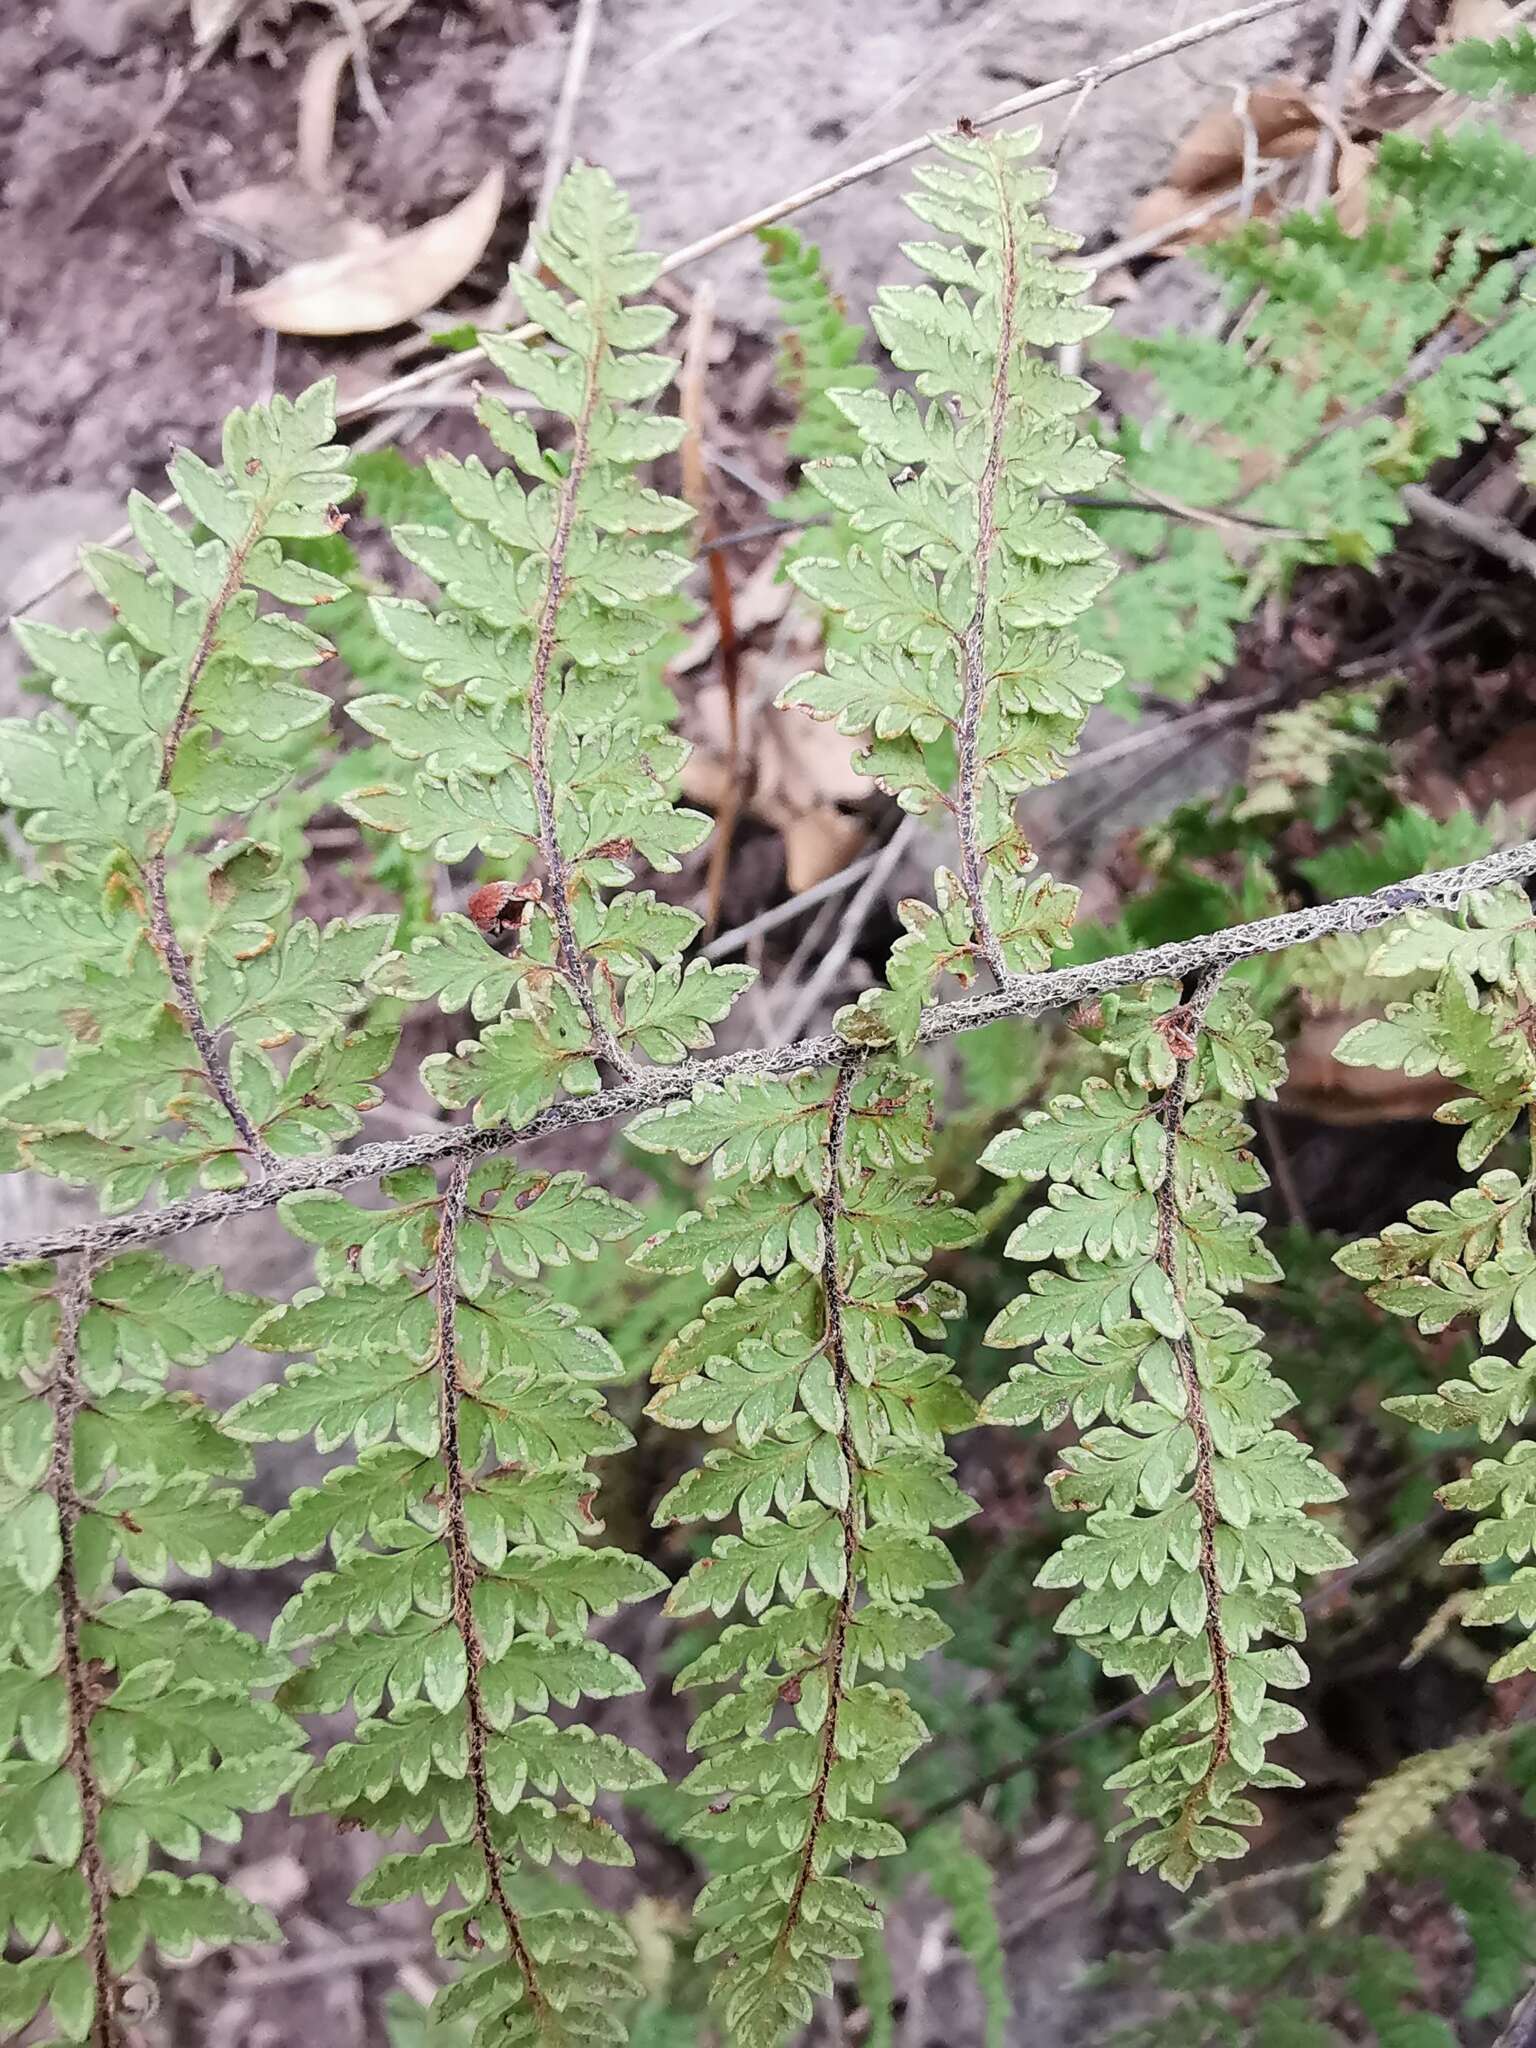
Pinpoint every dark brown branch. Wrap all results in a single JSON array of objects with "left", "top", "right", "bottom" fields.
[
  {"left": 48, "top": 1256, "right": 120, "bottom": 2048},
  {"left": 431, "top": 1158, "right": 545, "bottom": 2010},
  {"left": 5, "top": 841, "right": 1536, "bottom": 1271},
  {"left": 954, "top": 156, "right": 1020, "bottom": 987},
  {"left": 778, "top": 1064, "right": 861, "bottom": 1953},
  {"left": 1152, "top": 969, "right": 1235, "bottom": 1842}
]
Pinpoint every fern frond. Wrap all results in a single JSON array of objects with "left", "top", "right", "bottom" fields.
[
  {"left": 1089, "top": 129, "right": 1536, "bottom": 705},
  {"left": 1, "top": 382, "right": 387, "bottom": 1208},
  {"left": 1377, "top": 126, "right": 1536, "bottom": 250},
  {"left": 1334, "top": 885, "right": 1536, "bottom": 1689},
  {"left": 913, "top": 1823, "right": 1012, "bottom": 2048},
  {"left": 0, "top": 1255, "right": 301, "bottom": 2042},
  {"left": 0, "top": 384, "right": 391, "bottom": 2035},
  {"left": 759, "top": 225, "right": 876, "bottom": 503},
  {"left": 781, "top": 125, "right": 1115, "bottom": 1033},
  {"left": 1233, "top": 683, "right": 1389, "bottom": 823},
  {"left": 643, "top": 1058, "right": 976, "bottom": 2046}
]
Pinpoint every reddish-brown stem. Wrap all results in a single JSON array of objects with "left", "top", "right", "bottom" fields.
[
  {"left": 778, "top": 1063, "right": 861, "bottom": 1953},
  {"left": 954, "top": 153, "right": 1020, "bottom": 988},
  {"left": 145, "top": 516, "right": 274, "bottom": 1176},
  {"left": 432, "top": 1158, "right": 545, "bottom": 2010},
  {"left": 48, "top": 1257, "right": 119, "bottom": 2048},
  {"left": 1153, "top": 970, "right": 1234, "bottom": 1838},
  {"left": 157, "top": 534, "right": 257, "bottom": 788},
  {"left": 523, "top": 325, "right": 632, "bottom": 1076}
]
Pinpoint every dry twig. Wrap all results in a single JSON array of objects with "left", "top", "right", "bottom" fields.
[{"left": 4, "top": 841, "right": 1533, "bottom": 1272}]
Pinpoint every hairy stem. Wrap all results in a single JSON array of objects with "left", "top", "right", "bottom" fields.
[
  {"left": 779, "top": 1062, "right": 861, "bottom": 1952},
  {"left": 6, "top": 842, "right": 1535, "bottom": 1271},
  {"left": 48, "top": 1256, "right": 119, "bottom": 2048},
  {"left": 142, "top": 864, "right": 270, "bottom": 1168},
  {"left": 953, "top": 157, "right": 1019, "bottom": 986},
  {"left": 432, "top": 1157, "right": 546, "bottom": 2006},
  {"left": 144, "top": 517, "right": 273, "bottom": 1174},
  {"left": 1152, "top": 969, "right": 1234, "bottom": 1836},
  {"left": 523, "top": 325, "right": 632, "bottom": 1077}
]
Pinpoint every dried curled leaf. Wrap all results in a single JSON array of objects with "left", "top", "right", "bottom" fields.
[{"left": 238, "top": 168, "right": 505, "bottom": 335}]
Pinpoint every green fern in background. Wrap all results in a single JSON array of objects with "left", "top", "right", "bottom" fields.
[{"left": 1085, "top": 128, "right": 1536, "bottom": 701}]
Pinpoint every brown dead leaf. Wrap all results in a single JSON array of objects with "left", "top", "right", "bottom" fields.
[
  {"left": 1283, "top": 1014, "right": 1451, "bottom": 1123},
  {"left": 1334, "top": 138, "right": 1378, "bottom": 235},
  {"left": 231, "top": 1852, "right": 308, "bottom": 1916},
  {"left": 683, "top": 679, "right": 872, "bottom": 891},
  {"left": 1442, "top": 0, "right": 1516, "bottom": 45},
  {"left": 1128, "top": 69, "right": 1382, "bottom": 259},
  {"left": 1125, "top": 184, "right": 1217, "bottom": 253},
  {"left": 777, "top": 807, "right": 868, "bottom": 892},
  {"left": 237, "top": 166, "right": 505, "bottom": 335},
  {"left": 1167, "top": 79, "right": 1316, "bottom": 189}
]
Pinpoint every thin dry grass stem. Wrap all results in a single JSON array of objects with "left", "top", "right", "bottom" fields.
[
  {"left": 774, "top": 817, "right": 922, "bottom": 1044},
  {"left": 1303, "top": 0, "right": 1363, "bottom": 211}
]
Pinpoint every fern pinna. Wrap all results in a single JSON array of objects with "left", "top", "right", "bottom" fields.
[
  {"left": 3, "top": 121, "right": 1536, "bottom": 2048},
  {"left": 1331, "top": 888, "right": 1536, "bottom": 1683},
  {"left": 231, "top": 1157, "right": 663, "bottom": 2042},
  {"left": 979, "top": 974, "right": 1349, "bottom": 1885},
  {"left": 0, "top": 390, "right": 360, "bottom": 2040},
  {"left": 240, "top": 167, "right": 742, "bottom": 2044}
]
